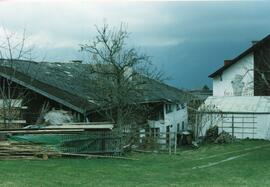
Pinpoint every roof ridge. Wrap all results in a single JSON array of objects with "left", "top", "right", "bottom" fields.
[{"left": 209, "top": 34, "right": 270, "bottom": 78}]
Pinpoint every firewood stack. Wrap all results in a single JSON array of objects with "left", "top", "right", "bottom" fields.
[
  {"left": 205, "top": 125, "right": 219, "bottom": 143},
  {"left": 0, "top": 141, "right": 61, "bottom": 160}
]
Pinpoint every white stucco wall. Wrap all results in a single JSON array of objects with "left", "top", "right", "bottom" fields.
[
  {"left": 148, "top": 103, "right": 188, "bottom": 134},
  {"left": 164, "top": 104, "right": 188, "bottom": 133},
  {"left": 163, "top": 103, "right": 188, "bottom": 145},
  {"left": 213, "top": 53, "right": 254, "bottom": 96}
]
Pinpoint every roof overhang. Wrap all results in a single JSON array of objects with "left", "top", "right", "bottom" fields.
[{"left": 0, "top": 70, "right": 90, "bottom": 114}]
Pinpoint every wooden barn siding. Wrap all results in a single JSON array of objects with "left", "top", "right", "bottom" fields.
[{"left": 254, "top": 42, "right": 270, "bottom": 96}]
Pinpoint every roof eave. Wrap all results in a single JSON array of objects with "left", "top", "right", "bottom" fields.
[{"left": 209, "top": 34, "right": 270, "bottom": 78}]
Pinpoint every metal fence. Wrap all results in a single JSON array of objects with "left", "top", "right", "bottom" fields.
[
  {"left": 221, "top": 114, "right": 257, "bottom": 139},
  {"left": 55, "top": 131, "right": 190, "bottom": 155},
  {"left": 123, "top": 131, "right": 190, "bottom": 155},
  {"left": 58, "top": 131, "right": 122, "bottom": 155}
]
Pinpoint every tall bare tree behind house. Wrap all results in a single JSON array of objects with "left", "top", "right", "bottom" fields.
[{"left": 80, "top": 23, "right": 165, "bottom": 130}]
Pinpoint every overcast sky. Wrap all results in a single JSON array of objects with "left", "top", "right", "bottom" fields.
[{"left": 0, "top": 0, "right": 270, "bottom": 89}]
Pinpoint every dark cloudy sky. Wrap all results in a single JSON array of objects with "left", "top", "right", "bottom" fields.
[{"left": 0, "top": 0, "right": 270, "bottom": 89}]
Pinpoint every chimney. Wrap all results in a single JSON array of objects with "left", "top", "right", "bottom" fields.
[
  {"left": 251, "top": 41, "right": 258, "bottom": 46},
  {"left": 224, "top": 60, "right": 232, "bottom": 66}
]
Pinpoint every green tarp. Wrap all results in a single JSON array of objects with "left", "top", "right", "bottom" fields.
[{"left": 8, "top": 134, "right": 64, "bottom": 145}]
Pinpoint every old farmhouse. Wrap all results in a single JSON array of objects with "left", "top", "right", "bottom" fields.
[
  {"left": 199, "top": 34, "right": 270, "bottom": 140},
  {"left": 0, "top": 59, "right": 191, "bottom": 137}
]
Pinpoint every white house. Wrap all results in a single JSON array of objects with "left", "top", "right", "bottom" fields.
[
  {"left": 146, "top": 102, "right": 188, "bottom": 147},
  {"left": 143, "top": 82, "right": 190, "bottom": 144},
  {"left": 199, "top": 34, "right": 270, "bottom": 140},
  {"left": 148, "top": 102, "right": 188, "bottom": 134}
]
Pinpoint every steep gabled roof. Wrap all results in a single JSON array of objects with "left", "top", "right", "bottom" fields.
[
  {"left": 209, "top": 34, "right": 270, "bottom": 78},
  {"left": 0, "top": 59, "right": 190, "bottom": 114}
]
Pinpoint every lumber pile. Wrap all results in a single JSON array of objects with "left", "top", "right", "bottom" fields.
[{"left": 0, "top": 141, "right": 60, "bottom": 160}]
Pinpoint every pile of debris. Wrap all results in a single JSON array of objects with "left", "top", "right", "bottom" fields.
[
  {"left": 215, "top": 131, "right": 234, "bottom": 144},
  {"left": 205, "top": 126, "right": 234, "bottom": 144},
  {"left": 0, "top": 141, "right": 60, "bottom": 160},
  {"left": 204, "top": 125, "right": 219, "bottom": 143}
]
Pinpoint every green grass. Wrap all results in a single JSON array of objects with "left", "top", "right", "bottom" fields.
[{"left": 0, "top": 140, "right": 270, "bottom": 187}]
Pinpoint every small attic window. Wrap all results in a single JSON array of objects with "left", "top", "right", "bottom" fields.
[
  {"left": 219, "top": 75, "right": 223, "bottom": 81},
  {"left": 166, "top": 104, "right": 173, "bottom": 114}
]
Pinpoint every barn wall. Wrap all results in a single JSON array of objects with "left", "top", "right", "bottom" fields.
[
  {"left": 0, "top": 76, "right": 81, "bottom": 126},
  {"left": 199, "top": 96, "right": 270, "bottom": 140},
  {"left": 24, "top": 91, "right": 79, "bottom": 125},
  {"left": 201, "top": 113, "right": 270, "bottom": 140},
  {"left": 213, "top": 53, "right": 254, "bottom": 97},
  {"left": 254, "top": 41, "right": 270, "bottom": 96}
]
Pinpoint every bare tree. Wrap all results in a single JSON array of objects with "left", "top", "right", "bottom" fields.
[
  {"left": 0, "top": 28, "right": 35, "bottom": 128},
  {"left": 80, "top": 23, "right": 164, "bottom": 130}
]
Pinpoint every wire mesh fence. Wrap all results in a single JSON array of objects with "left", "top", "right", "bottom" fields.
[
  {"left": 58, "top": 131, "right": 122, "bottom": 155},
  {"left": 122, "top": 131, "right": 189, "bottom": 155},
  {"left": 6, "top": 130, "right": 191, "bottom": 156},
  {"left": 57, "top": 131, "right": 186, "bottom": 155}
]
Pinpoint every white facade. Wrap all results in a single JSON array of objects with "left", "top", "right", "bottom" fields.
[
  {"left": 148, "top": 103, "right": 188, "bottom": 134},
  {"left": 213, "top": 53, "right": 254, "bottom": 97},
  {"left": 164, "top": 103, "right": 188, "bottom": 133},
  {"left": 202, "top": 50, "right": 270, "bottom": 140}
]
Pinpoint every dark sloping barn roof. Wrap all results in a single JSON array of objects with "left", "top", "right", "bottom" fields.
[
  {"left": 0, "top": 59, "right": 190, "bottom": 114},
  {"left": 140, "top": 76, "right": 192, "bottom": 103},
  {"left": 209, "top": 34, "right": 270, "bottom": 78}
]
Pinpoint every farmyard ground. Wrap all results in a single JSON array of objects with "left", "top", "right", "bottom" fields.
[{"left": 0, "top": 140, "right": 269, "bottom": 187}]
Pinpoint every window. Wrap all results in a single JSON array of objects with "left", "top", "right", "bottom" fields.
[
  {"left": 182, "top": 121, "right": 185, "bottom": 130},
  {"left": 166, "top": 104, "right": 173, "bottom": 113},
  {"left": 181, "top": 104, "right": 185, "bottom": 109}
]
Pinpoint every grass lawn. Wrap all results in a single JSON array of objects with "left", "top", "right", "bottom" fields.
[{"left": 0, "top": 139, "right": 270, "bottom": 187}]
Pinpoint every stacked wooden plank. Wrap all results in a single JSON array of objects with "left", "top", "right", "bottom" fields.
[{"left": 0, "top": 141, "right": 60, "bottom": 160}]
